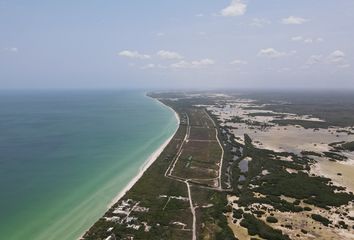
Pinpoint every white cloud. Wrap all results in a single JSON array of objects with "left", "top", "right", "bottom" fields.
[
  {"left": 306, "top": 55, "right": 323, "bottom": 65},
  {"left": 156, "top": 32, "right": 165, "bottom": 37},
  {"left": 258, "top": 48, "right": 290, "bottom": 58},
  {"left": 291, "top": 36, "right": 303, "bottom": 41},
  {"left": 250, "top": 18, "right": 271, "bottom": 27},
  {"left": 195, "top": 13, "right": 204, "bottom": 17},
  {"left": 171, "top": 58, "right": 215, "bottom": 69},
  {"left": 282, "top": 16, "right": 308, "bottom": 25},
  {"left": 141, "top": 63, "right": 155, "bottom": 69},
  {"left": 304, "top": 38, "right": 313, "bottom": 44},
  {"left": 327, "top": 50, "right": 345, "bottom": 63},
  {"left": 118, "top": 50, "right": 150, "bottom": 59},
  {"left": 277, "top": 67, "right": 291, "bottom": 73},
  {"left": 157, "top": 50, "right": 183, "bottom": 60},
  {"left": 220, "top": 0, "right": 247, "bottom": 17},
  {"left": 338, "top": 64, "right": 350, "bottom": 69},
  {"left": 230, "top": 59, "right": 248, "bottom": 65},
  {"left": 292, "top": 36, "right": 324, "bottom": 44},
  {"left": 170, "top": 61, "right": 189, "bottom": 69},
  {"left": 192, "top": 58, "right": 215, "bottom": 66},
  {"left": 305, "top": 50, "right": 349, "bottom": 68},
  {"left": 1, "top": 47, "right": 18, "bottom": 53}
]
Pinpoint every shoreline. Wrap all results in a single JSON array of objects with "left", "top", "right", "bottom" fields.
[
  {"left": 79, "top": 96, "right": 180, "bottom": 239},
  {"left": 108, "top": 98, "right": 180, "bottom": 207}
]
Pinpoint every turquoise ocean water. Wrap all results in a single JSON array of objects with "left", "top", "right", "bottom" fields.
[{"left": 0, "top": 90, "right": 178, "bottom": 240}]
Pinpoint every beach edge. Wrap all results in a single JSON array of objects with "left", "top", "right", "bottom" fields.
[
  {"left": 107, "top": 96, "right": 180, "bottom": 207},
  {"left": 78, "top": 95, "right": 180, "bottom": 239}
]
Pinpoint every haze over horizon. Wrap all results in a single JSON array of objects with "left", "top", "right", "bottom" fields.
[{"left": 1, "top": 0, "right": 353, "bottom": 89}]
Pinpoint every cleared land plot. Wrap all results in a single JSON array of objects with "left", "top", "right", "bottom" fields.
[
  {"left": 187, "top": 109, "right": 214, "bottom": 127},
  {"left": 171, "top": 108, "right": 222, "bottom": 183},
  {"left": 173, "top": 141, "right": 221, "bottom": 180},
  {"left": 181, "top": 141, "right": 221, "bottom": 164},
  {"left": 189, "top": 127, "right": 216, "bottom": 140}
]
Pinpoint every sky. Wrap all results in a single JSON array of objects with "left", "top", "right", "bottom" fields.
[{"left": 0, "top": 0, "right": 354, "bottom": 89}]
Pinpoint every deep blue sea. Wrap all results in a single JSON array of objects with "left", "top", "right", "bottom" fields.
[{"left": 0, "top": 90, "right": 178, "bottom": 240}]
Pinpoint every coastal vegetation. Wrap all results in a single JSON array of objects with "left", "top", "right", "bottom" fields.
[
  {"left": 270, "top": 119, "right": 330, "bottom": 129},
  {"left": 342, "top": 141, "right": 354, "bottom": 151},
  {"left": 247, "top": 112, "right": 284, "bottom": 117},
  {"left": 83, "top": 94, "right": 235, "bottom": 240},
  {"left": 240, "top": 213, "right": 290, "bottom": 240},
  {"left": 311, "top": 214, "right": 331, "bottom": 226},
  {"left": 83, "top": 91, "right": 354, "bottom": 240},
  {"left": 211, "top": 92, "right": 354, "bottom": 239},
  {"left": 242, "top": 91, "right": 354, "bottom": 128}
]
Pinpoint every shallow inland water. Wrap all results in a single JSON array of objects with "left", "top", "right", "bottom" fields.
[
  {"left": 0, "top": 90, "right": 178, "bottom": 240},
  {"left": 238, "top": 158, "right": 250, "bottom": 173}
]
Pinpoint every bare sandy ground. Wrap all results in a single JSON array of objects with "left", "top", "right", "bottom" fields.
[
  {"left": 311, "top": 157, "right": 354, "bottom": 193},
  {"left": 211, "top": 98, "right": 354, "bottom": 240},
  {"left": 209, "top": 99, "right": 354, "bottom": 193},
  {"left": 229, "top": 123, "right": 354, "bottom": 154}
]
